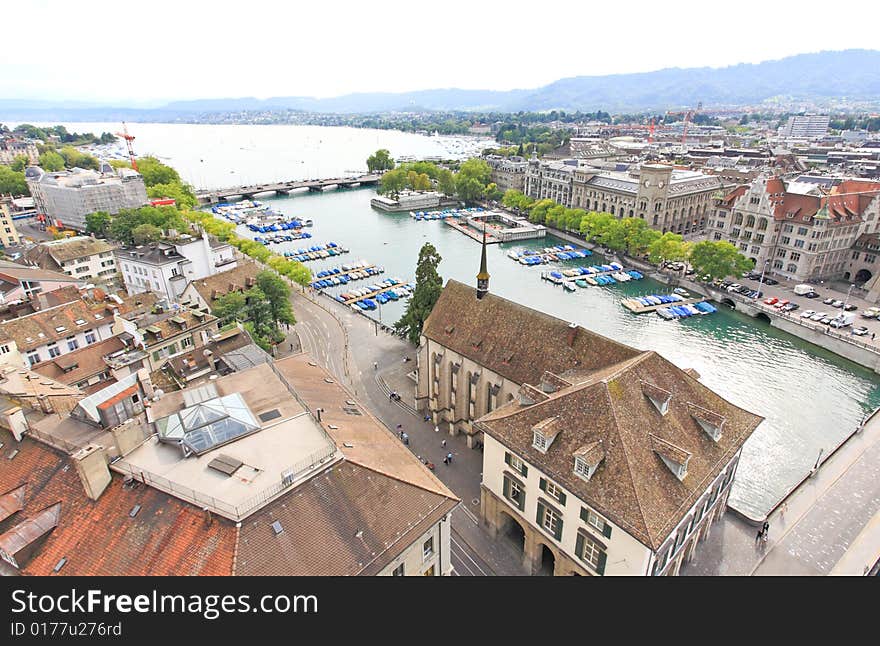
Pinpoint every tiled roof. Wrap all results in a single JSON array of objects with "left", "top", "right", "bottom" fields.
[
  {"left": 235, "top": 460, "right": 457, "bottom": 576},
  {"left": 422, "top": 279, "right": 641, "bottom": 386},
  {"left": 0, "top": 429, "right": 237, "bottom": 576},
  {"left": 188, "top": 261, "right": 262, "bottom": 304},
  {"left": 31, "top": 337, "right": 125, "bottom": 387},
  {"left": 135, "top": 310, "right": 217, "bottom": 347},
  {"left": 0, "top": 259, "right": 80, "bottom": 284},
  {"left": 39, "top": 237, "right": 115, "bottom": 263},
  {"left": 477, "top": 351, "right": 762, "bottom": 550}
]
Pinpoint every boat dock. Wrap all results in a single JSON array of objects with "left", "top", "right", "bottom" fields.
[
  {"left": 444, "top": 218, "right": 502, "bottom": 244},
  {"left": 541, "top": 264, "right": 643, "bottom": 286},
  {"left": 283, "top": 243, "right": 349, "bottom": 263},
  {"left": 341, "top": 281, "right": 410, "bottom": 306},
  {"left": 310, "top": 263, "right": 384, "bottom": 290},
  {"left": 621, "top": 296, "right": 708, "bottom": 314}
]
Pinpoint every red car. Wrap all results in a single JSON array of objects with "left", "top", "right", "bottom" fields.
[
  {"left": 764, "top": 297, "right": 778, "bottom": 305},
  {"left": 774, "top": 299, "right": 790, "bottom": 309}
]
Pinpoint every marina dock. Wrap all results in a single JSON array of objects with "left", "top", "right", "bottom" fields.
[
  {"left": 283, "top": 243, "right": 349, "bottom": 263},
  {"left": 311, "top": 263, "right": 384, "bottom": 290},
  {"left": 621, "top": 296, "right": 708, "bottom": 314},
  {"left": 444, "top": 218, "right": 502, "bottom": 244},
  {"left": 341, "top": 281, "right": 411, "bottom": 306}
]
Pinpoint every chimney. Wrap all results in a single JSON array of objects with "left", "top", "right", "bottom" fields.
[
  {"left": 72, "top": 444, "right": 111, "bottom": 501},
  {"left": 110, "top": 419, "right": 144, "bottom": 457},
  {"left": 566, "top": 322, "right": 578, "bottom": 347},
  {"left": 137, "top": 367, "right": 155, "bottom": 400},
  {"left": 36, "top": 393, "right": 53, "bottom": 414},
  {"left": 0, "top": 405, "right": 28, "bottom": 441}
]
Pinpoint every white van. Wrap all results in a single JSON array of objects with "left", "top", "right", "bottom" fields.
[
  {"left": 793, "top": 284, "right": 814, "bottom": 296},
  {"left": 829, "top": 313, "right": 856, "bottom": 328}
]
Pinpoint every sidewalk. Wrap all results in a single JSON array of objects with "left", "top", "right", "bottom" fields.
[{"left": 682, "top": 408, "right": 880, "bottom": 576}]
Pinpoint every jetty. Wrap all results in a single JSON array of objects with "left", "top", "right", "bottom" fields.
[
  {"left": 445, "top": 218, "right": 502, "bottom": 244},
  {"left": 621, "top": 295, "right": 708, "bottom": 314},
  {"left": 282, "top": 243, "right": 349, "bottom": 263},
  {"left": 341, "top": 281, "right": 410, "bottom": 306}
]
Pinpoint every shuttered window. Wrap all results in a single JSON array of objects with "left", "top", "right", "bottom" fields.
[
  {"left": 504, "top": 451, "right": 528, "bottom": 477},
  {"left": 575, "top": 530, "right": 607, "bottom": 575},
  {"left": 536, "top": 499, "right": 563, "bottom": 541},
  {"left": 580, "top": 506, "right": 612, "bottom": 538},
  {"left": 502, "top": 473, "right": 525, "bottom": 511},
  {"left": 539, "top": 478, "right": 566, "bottom": 505}
]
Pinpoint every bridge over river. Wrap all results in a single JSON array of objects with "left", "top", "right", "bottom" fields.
[{"left": 196, "top": 173, "right": 382, "bottom": 204}]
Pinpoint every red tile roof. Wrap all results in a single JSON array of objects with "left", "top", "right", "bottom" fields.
[{"left": 0, "top": 429, "right": 236, "bottom": 576}]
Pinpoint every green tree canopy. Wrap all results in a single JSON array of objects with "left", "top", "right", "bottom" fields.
[
  {"left": 85, "top": 211, "right": 112, "bottom": 237},
  {"left": 366, "top": 149, "right": 394, "bottom": 172},
  {"left": 648, "top": 232, "right": 688, "bottom": 265},
  {"left": 212, "top": 291, "right": 248, "bottom": 325},
  {"left": 0, "top": 167, "right": 29, "bottom": 196},
  {"left": 688, "top": 240, "right": 753, "bottom": 281},
  {"left": 132, "top": 223, "right": 162, "bottom": 244},
  {"left": 378, "top": 168, "right": 408, "bottom": 199},
  {"left": 147, "top": 182, "right": 198, "bottom": 210},
  {"left": 38, "top": 150, "right": 65, "bottom": 172},
  {"left": 437, "top": 168, "right": 456, "bottom": 197},
  {"left": 256, "top": 270, "right": 295, "bottom": 327},
  {"left": 58, "top": 146, "right": 99, "bottom": 170},
  {"left": 395, "top": 242, "right": 443, "bottom": 345},
  {"left": 10, "top": 155, "right": 29, "bottom": 172}
]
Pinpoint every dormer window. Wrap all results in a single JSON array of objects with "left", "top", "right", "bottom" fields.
[
  {"left": 533, "top": 430, "right": 549, "bottom": 452},
  {"left": 55, "top": 326, "right": 66, "bottom": 333},
  {"left": 574, "top": 455, "right": 594, "bottom": 480},
  {"left": 649, "top": 434, "right": 691, "bottom": 481},
  {"left": 531, "top": 417, "right": 560, "bottom": 453},
  {"left": 641, "top": 381, "right": 672, "bottom": 415},
  {"left": 573, "top": 441, "right": 604, "bottom": 482},
  {"left": 688, "top": 403, "right": 726, "bottom": 442}
]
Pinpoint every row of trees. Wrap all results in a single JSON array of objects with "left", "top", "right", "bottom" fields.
[
  {"left": 4, "top": 123, "right": 116, "bottom": 146},
  {"left": 110, "top": 156, "right": 199, "bottom": 209},
  {"left": 501, "top": 189, "right": 752, "bottom": 280}
]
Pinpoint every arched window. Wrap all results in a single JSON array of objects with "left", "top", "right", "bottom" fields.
[
  {"left": 757, "top": 218, "right": 768, "bottom": 231},
  {"left": 746, "top": 214, "right": 755, "bottom": 228},
  {"left": 734, "top": 213, "right": 744, "bottom": 225},
  {"left": 773, "top": 259, "right": 784, "bottom": 269},
  {"left": 786, "top": 263, "right": 798, "bottom": 273}
]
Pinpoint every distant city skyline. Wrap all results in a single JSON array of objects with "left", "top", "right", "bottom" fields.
[{"left": 3, "top": 0, "right": 879, "bottom": 104}]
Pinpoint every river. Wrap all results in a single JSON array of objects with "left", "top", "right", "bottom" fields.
[{"left": 11, "top": 121, "right": 880, "bottom": 518}]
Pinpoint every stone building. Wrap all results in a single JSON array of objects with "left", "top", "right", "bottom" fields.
[
  {"left": 706, "top": 177, "right": 880, "bottom": 282},
  {"left": 485, "top": 155, "right": 528, "bottom": 193},
  {"left": 22, "top": 236, "right": 117, "bottom": 282},
  {"left": 0, "top": 198, "right": 21, "bottom": 247}
]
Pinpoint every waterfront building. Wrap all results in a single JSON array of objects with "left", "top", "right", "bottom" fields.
[
  {"left": 0, "top": 136, "right": 39, "bottom": 166},
  {"left": 417, "top": 245, "right": 762, "bottom": 575},
  {"left": 0, "top": 198, "right": 21, "bottom": 247},
  {"left": 114, "top": 231, "right": 237, "bottom": 302},
  {"left": 0, "top": 354, "right": 458, "bottom": 576},
  {"left": 26, "top": 166, "right": 148, "bottom": 231},
  {"left": 179, "top": 260, "right": 262, "bottom": 313},
  {"left": 706, "top": 176, "right": 880, "bottom": 282},
  {"left": 778, "top": 115, "right": 830, "bottom": 139},
  {"left": 524, "top": 157, "right": 720, "bottom": 235},
  {"left": 485, "top": 155, "right": 528, "bottom": 193},
  {"left": 22, "top": 236, "right": 117, "bottom": 282},
  {"left": 370, "top": 190, "right": 448, "bottom": 212}
]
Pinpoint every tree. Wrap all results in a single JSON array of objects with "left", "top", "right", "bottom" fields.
[
  {"left": 648, "top": 232, "right": 688, "bottom": 265},
  {"left": 378, "top": 168, "right": 407, "bottom": 199},
  {"left": 147, "top": 182, "right": 198, "bottom": 210},
  {"left": 395, "top": 242, "right": 443, "bottom": 345},
  {"left": 212, "top": 292, "right": 248, "bottom": 325},
  {"left": 132, "top": 223, "right": 162, "bottom": 244},
  {"left": 485, "top": 182, "right": 503, "bottom": 202},
  {"left": 0, "top": 167, "right": 28, "bottom": 196},
  {"left": 366, "top": 149, "right": 394, "bottom": 173},
  {"left": 688, "top": 240, "right": 753, "bottom": 281},
  {"left": 437, "top": 168, "right": 456, "bottom": 197},
  {"left": 412, "top": 172, "right": 432, "bottom": 192},
  {"left": 128, "top": 157, "right": 180, "bottom": 186},
  {"left": 10, "top": 155, "right": 29, "bottom": 172},
  {"left": 58, "top": 146, "right": 99, "bottom": 170},
  {"left": 256, "top": 270, "right": 295, "bottom": 327},
  {"left": 38, "top": 150, "right": 65, "bottom": 171},
  {"left": 529, "top": 199, "right": 555, "bottom": 224},
  {"left": 85, "top": 211, "right": 112, "bottom": 237},
  {"left": 455, "top": 176, "right": 486, "bottom": 204}
]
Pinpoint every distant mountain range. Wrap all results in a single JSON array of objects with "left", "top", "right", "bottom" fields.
[{"left": 2, "top": 50, "right": 879, "bottom": 121}]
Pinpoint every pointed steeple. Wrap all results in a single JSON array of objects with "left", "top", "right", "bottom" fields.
[{"left": 476, "top": 224, "right": 490, "bottom": 300}]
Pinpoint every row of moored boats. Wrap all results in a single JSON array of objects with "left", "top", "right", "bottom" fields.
[
  {"left": 310, "top": 260, "right": 384, "bottom": 290},
  {"left": 509, "top": 245, "right": 593, "bottom": 265},
  {"left": 335, "top": 280, "right": 416, "bottom": 310},
  {"left": 282, "top": 243, "right": 348, "bottom": 262}
]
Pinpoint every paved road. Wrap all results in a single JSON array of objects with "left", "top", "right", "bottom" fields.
[{"left": 281, "top": 287, "right": 527, "bottom": 576}]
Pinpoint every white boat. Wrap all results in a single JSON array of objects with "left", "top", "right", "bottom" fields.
[{"left": 563, "top": 282, "right": 576, "bottom": 292}]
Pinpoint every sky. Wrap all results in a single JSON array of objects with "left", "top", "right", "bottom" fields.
[{"left": 2, "top": 0, "right": 879, "bottom": 104}]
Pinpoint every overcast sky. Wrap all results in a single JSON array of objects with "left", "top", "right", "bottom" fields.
[{"left": 3, "top": 0, "right": 878, "bottom": 104}]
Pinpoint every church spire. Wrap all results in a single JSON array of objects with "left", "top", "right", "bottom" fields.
[{"left": 476, "top": 223, "right": 490, "bottom": 300}]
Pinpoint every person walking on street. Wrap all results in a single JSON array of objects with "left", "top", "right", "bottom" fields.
[
  {"left": 402, "top": 432, "right": 409, "bottom": 446},
  {"left": 374, "top": 361, "right": 378, "bottom": 371},
  {"left": 289, "top": 343, "right": 294, "bottom": 351},
  {"left": 873, "top": 333, "right": 876, "bottom": 341},
  {"left": 434, "top": 424, "right": 439, "bottom": 433},
  {"left": 446, "top": 452, "right": 453, "bottom": 464},
  {"left": 762, "top": 521, "right": 769, "bottom": 542},
  {"left": 755, "top": 527, "right": 764, "bottom": 545},
  {"left": 441, "top": 439, "right": 446, "bottom": 448},
  {"left": 443, "top": 455, "right": 449, "bottom": 465}
]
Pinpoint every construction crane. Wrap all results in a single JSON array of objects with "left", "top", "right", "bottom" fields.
[
  {"left": 666, "top": 102, "right": 703, "bottom": 145},
  {"left": 116, "top": 122, "right": 138, "bottom": 171}
]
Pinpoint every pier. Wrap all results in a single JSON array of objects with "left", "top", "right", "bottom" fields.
[
  {"left": 283, "top": 243, "right": 349, "bottom": 263},
  {"left": 341, "top": 281, "right": 410, "bottom": 305},
  {"left": 444, "top": 218, "right": 502, "bottom": 243},
  {"left": 311, "top": 264, "right": 384, "bottom": 289},
  {"left": 621, "top": 296, "right": 708, "bottom": 314},
  {"left": 197, "top": 174, "right": 382, "bottom": 204}
]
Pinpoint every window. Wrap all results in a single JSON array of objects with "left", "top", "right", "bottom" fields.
[
  {"left": 422, "top": 536, "right": 434, "bottom": 561},
  {"left": 504, "top": 451, "right": 528, "bottom": 477},
  {"left": 392, "top": 564, "right": 405, "bottom": 576},
  {"left": 0, "top": 344, "right": 7, "bottom": 354},
  {"left": 794, "top": 239, "right": 804, "bottom": 248},
  {"left": 580, "top": 507, "right": 613, "bottom": 538},
  {"left": 866, "top": 255, "right": 876, "bottom": 264},
  {"left": 181, "top": 337, "right": 193, "bottom": 348},
  {"left": 503, "top": 473, "right": 525, "bottom": 511},
  {"left": 48, "top": 345, "right": 60, "bottom": 358},
  {"left": 536, "top": 500, "right": 563, "bottom": 541},
  {"left": 790, "top": 252, "right": 801, "bottom": 262},
  {"left": 575, "top": 531, "right": 607, "bottom": 574},
  {"left": 67, "top": 338, "right": 79, "bottom": 352},
  {"left": 85, "top": 330, "right": 96, "bottom": 344},
  {"left": 797, "top": 227, "right": 808, "bottom": 236},
  {"left": 781, "top": 236, "right": 791, "bottom": 246},
  {"left": 540, "top": 478, "right": 566, "bottom": 505}
]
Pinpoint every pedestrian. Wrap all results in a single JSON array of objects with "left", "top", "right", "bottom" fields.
[
  {"left": 446, "top": 452, "right": 453, "bottom": 464},
  {"left": 402, "top": 432, "right": 409, "bottom": 446},
  {"left": 434, "top": 424, "right": 439, "bottom": 433},
  {"left": 443, "top": 455, "right": 449, "bottom": 465},
  {"left": 755, "top": 528, "right": 763, "bottom": 545},
  {"left": 873, "top": 333, "right": 876, "bottom": 341},
  {"left": 289, "top": 343, "right": 293, "bottom": 351},
  {"left": 441, "top": 439, "right": 446, "bottom": 447},
  {"left": 424, "top": 413, "right": 430, "bottom": 422},
  {"left": 374, "top": 361, "right": 378, "bottom": 371}
]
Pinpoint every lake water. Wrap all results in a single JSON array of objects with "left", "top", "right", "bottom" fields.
[{"left": 9, "top": 120, "right": 879, "bottom": 518}]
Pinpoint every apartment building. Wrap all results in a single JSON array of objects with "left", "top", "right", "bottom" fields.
[
  {"left": 485, "top": 155, "right": 528, "bottom": 193},
  {"left": 0, "top": 198, "right": 21, "bottom": 247},
  {"left": 26, "top": 166, "right": 148, "bottom": 231},
  {"left": 778, "top": 115, "right": 830, "bottom": 139},
  {"left": 115, "top": 231, "right": 237, "bottom": 301},
  {"left": 22, "top": 236, "right": 117, "bottom": 282}
]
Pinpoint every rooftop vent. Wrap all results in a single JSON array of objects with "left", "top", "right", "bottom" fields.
[
  {"left": 258, "top": 409, "right": 282, "bottom": 423},
  {"left": 129, "top": 504, "right": 141, "bottom": 518},
  {"left": 53, "top": 557, "right": 67, "bottom": 573},
  {"left": 271, "top": 521, "right": 283, "bottom": 535},
  {"left": 208, "top": 454, "right": 243, "bottom": 476}
]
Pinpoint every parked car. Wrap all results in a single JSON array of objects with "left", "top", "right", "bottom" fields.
[
  {"left": 763, "top": 277, "right": 779, "bottom": 285},
  {"left": 774, "top": 299, "right": 790, "bottom": 309},
  {"left": 853, "top": 326, "right": 870, "bottom": 336},
  {"left": 801, "top": 310, "right": 817, "bottom": 318},
  {"left": 831, "top": 300, "right": 845, "bottom": 308},
  {"left": 764, "top": 297, "right": 779, "bottom": 305},
  {"left": 727, "top": 284, "right": 742, "bottom": 293},
  {"left": 747, "top": 290, "right": 764, "bottom": 299},
  {"left": 782, "top": 302, "right": 799, "bottom": 312},
  {"left": 843, "top": 303, "right": 858, "bottom": 311},
  {"left": 803, "top": 291, "right": 820, "bottom": 299},
  {"left": 810, "top": 312, "right": 827, "bottom": 321},
  {"left": 862, "top": 307, "right": 880, "bottom": 319},
  {"left": 820, "top": 316, "right": 835, "bottom": 325},
  {"left": 823, "top": 297, "right": 836, "bottom": 305}
]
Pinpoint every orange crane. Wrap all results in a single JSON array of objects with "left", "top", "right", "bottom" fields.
[
  {"left": 667, "top": 102, "right": 703, "bottom": 145},
  {"left": 116, "top": 122, "right": 138, "bottom": 171}
]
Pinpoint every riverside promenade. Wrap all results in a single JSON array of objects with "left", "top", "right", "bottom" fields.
[{"left": 682, "top": 407, "right": 880, "bottom": 576}]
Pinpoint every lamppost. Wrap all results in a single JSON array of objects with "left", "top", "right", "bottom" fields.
[
  {"left": 843, "top": 283, "right": 856, "bottom": 310},
  {"left": 756, "top": 259, "right": 770, "bottom": 299}
]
